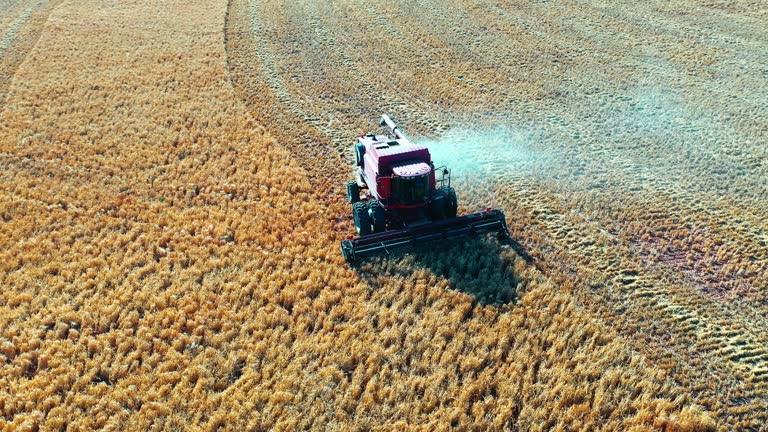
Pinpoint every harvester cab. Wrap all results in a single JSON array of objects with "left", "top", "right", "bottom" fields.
[{"left": 341, "top": 114, "right": 509, "bottom": 263}]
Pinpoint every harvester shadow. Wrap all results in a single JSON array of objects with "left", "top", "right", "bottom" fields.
[{"left": 357, "top": 235, "right": 524, "bottom": 306}]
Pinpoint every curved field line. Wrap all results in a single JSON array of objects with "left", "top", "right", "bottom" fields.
[
  {"left": 247, "top": 0, "right": 448, "bottom": 144},
  {"left": 0, "top": 0, "right": 61, "bottom": 107},
  {"left": 0, "top": 1, "right": 45, "bottom": 55}
]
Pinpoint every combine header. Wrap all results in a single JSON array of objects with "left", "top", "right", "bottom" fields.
[{"left": 341, "top": 114, "right": 508, "bottom": 263}]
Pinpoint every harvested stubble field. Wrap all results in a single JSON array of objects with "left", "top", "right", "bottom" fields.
[{"left": 0, "top": 0, "right": 764, "bottom": 431}]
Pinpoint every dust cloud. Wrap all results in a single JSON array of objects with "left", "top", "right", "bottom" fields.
[
  {"left": 420, "top": 125, "right": 540, "bottom": 182},
  {"left": 417, "top": 125, "right": 543, "bottom": 210}
]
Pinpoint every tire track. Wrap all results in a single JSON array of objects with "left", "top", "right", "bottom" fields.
[
  {"left": 225, "top": 0, "right": 350, "bottom": 200},
  {"left": 0, "top": 0, "right": 60, "bottom": 107},
  {"left": 247, "top": 0, "right": 447, "bottom": 149},
  {"left": 491, "top": 173, "right": 768, "bottom": 426},
  {"left": 0, "top": 1, "right": 43, "bottom": 55},
  {"left": 301, "top": 1, "right": 450, "bottom": 137}
]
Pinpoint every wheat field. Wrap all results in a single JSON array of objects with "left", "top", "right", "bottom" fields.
[{"left": 0, "top": 0, "right": 764, "bottom": 430}]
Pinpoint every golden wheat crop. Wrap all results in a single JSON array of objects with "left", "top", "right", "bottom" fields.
[
  {"left": 0, "top": 0, "right": 757, "bottom": 430},
  {"left": 225, "top": 0, "right": 766, "bottom": 429}
]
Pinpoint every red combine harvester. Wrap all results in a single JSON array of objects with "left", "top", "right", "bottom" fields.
[{"left": 341, "top": 114, "right": 508, "bottom": 263}]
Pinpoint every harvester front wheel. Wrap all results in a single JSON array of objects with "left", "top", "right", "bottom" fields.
[
  {"left": 347, "top": 180, "right": 360, "bottom": 203},
  {"left": 443, "top": 186, "right": 458, "bottom": 218},
  {"left": 353, "top": 202, "right": 372, "bottom": 235},
  {"left": 429, "top": 195, "right": 445, "bottom": 221},
  {"left": 369, "top": 201, "right": 386, "bottom": 232}
]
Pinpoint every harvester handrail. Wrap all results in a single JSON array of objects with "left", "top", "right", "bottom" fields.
[
  {"left": 374, "top": 165, "right": 450, "bottom": 184},
  {"left": 434, "top": 164, "right": 451, "bottom": 189}
]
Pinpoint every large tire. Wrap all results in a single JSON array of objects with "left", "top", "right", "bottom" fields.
[
  {"left": 368, "top": 201, "right": 386, "bottom": 233},
  {"left": 429, "top": 193, "right": 446, "bottom": 221},
  {"left": 355, "top": 143, "right": 365, "bottom": 167},
  {"left": 353, "top": 202, "right": 372, "bottom": 235},
  {"left": 347, "top": 180, "right": 360, "bottom": 203},
  {"left": 443, "top": 186, "right": 458, "bottom": 218}
]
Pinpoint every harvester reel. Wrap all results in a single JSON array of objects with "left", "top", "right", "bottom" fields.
[{"left": 353, "top": 202, "right": 372, "bottom": 235}]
